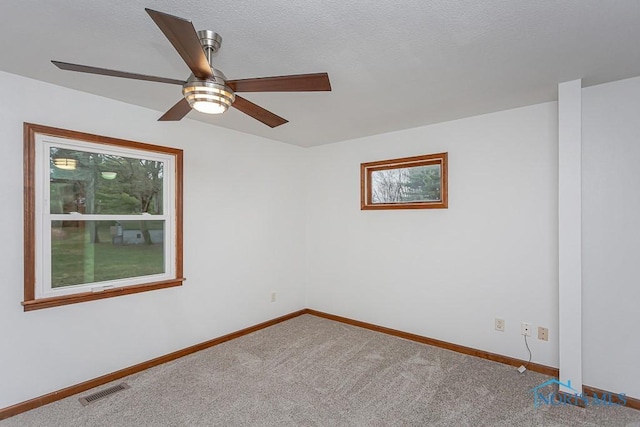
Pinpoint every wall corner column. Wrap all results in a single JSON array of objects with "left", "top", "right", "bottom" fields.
[{"left": 558, "top": 79, "right": 582, "bottom": 394}]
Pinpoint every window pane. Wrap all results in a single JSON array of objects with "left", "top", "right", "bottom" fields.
[
  {"left": 50, "top": 148, "right": 164, "bottom": 215},
  {"left": 51, "top": 220, "right": 165, "bottom": 288},
  {"left": 371, "top": 164, "right": 441, "bottom": 203}
]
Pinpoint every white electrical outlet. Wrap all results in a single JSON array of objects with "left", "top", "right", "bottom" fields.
[
  {"left": 270, "top": 292, "right": 277, "bottom": 303},
  {"left": 538, "top": 326, "right": 549, "bottom": 341},
  {"left": 521, "top": 322, "right": 532, "bottom": 337},
  {"left": 495, "top": 318, "right": 505, "bottom": 332}
]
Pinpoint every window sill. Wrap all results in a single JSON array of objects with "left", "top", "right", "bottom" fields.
[{"left": 22, "top": 278, "right": 185, "bottom": 311}]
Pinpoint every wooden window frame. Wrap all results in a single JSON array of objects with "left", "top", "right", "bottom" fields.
[
  {"left": 360, "top": 152, "right": 448, "bottom": 210},
  {"left": 23, "top": 123, "right": 184, "bottom": 311}
]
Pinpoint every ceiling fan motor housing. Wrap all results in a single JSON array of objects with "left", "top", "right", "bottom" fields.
[
  {"left": 181, "top": 30, "right": 234, "bottom": 114},
  {"left": 182, "top": 67, "right": 235, "bottom": 114}
]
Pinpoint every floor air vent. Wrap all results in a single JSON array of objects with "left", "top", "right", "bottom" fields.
[{"left": 79, "top": 383, "right": 130, "bottom": 406}]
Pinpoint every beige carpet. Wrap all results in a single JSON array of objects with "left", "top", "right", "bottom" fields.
[{"left": 3, "top": 314, "right": 639, "bottom": 426}]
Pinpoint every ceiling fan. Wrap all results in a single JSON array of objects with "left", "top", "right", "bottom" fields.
[{"left": 52, "top": 8, "right": 331, "bottom": 128}]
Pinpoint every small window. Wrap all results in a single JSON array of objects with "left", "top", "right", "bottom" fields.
[
  {"left": 361, "top": 152, "right": 448, "bottom": 210},
  {"left": 23, "top": 123, "right": 184, "bottom": 311}
]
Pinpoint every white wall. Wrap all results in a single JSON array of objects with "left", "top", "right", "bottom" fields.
[
  {"left": 582, "top": 75, "right": 640, "bottom": 399},
  {"left": 0, "top": 71, "right": 307, "bottom": 408},
  {"left": 306, "top": 102, "right": 560, "bottom": 367}
]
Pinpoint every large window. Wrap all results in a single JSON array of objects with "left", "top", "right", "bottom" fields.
[{"left": 23, "top": 123, "right": 183, "bottom": 311}]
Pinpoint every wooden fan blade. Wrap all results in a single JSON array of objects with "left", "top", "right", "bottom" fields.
[
  {"left": 226, "top": 73, "right": 331, "bottom": 92},
  {"left": 232, "top": 96, "right": 288, "bottom": 128},
  {"left": 158, "top": 98, "right": 192, "bottom": 121},
  {"left": 51, "top": 61, "right": 185, "bottom": 85},
  {"left": 145, "top": 8, "right": 212, "bottom": 80}
]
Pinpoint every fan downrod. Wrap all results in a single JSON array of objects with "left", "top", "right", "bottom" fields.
[{"left": 198, "top": 30, "right": 222, "bottom": 65}]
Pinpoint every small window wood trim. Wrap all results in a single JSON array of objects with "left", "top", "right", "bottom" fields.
[
  {"left": 361, "top": 152, "right": 448, "bottom": 210},
  {"left": 23, "top": 123, "right": 184, "bottom": 311}
]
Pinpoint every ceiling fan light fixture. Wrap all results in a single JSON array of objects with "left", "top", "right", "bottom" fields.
[
  {"left": 183, "top": 77, "right": 235, "bottom": 115},
  {"left": 52, "top": 9, "right": 331, "bottom": 126},
  {"left": 193, "top": 99, "right": 227, "bottom": 114}
]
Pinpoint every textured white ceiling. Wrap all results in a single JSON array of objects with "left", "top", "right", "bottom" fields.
[{"left": 1, "top": 0, "right": 640, "bottom": 147}]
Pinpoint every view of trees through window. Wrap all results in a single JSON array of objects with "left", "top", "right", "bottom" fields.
[
  {"left": 371, "top": 164, "right": 441, "bottom": 203},
  {"left": 361, "top": 152, "right": 447, "bottom": 210},
  {"left": 50, "top": 147, "right": 165, "bottom": 288},
  {"left": 24, "top": 123, "right": 183, "bottom": 310},
  {"left": 50, "top": 148, "right": 164, "bottom": 216}
]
